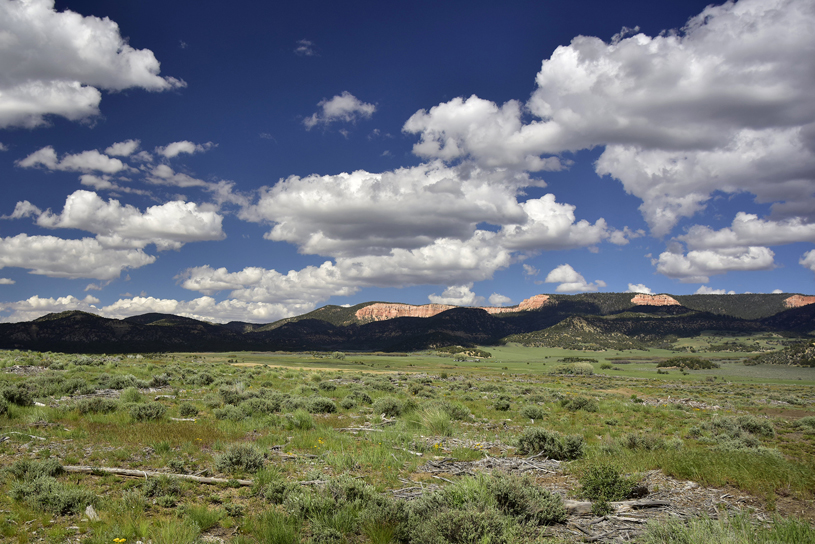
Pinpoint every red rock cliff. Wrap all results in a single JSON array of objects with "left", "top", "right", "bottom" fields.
[
  {"left": 784, "top": 295, "right": 815, "bottom": 308},
  {"left": 631, "top": 294, "right": 681, "bottom": 306},
  {"left": 355, "top": 294, "right": 551, "bottom": 322}
]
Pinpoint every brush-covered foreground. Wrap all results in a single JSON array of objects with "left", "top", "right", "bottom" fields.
[{"left": 0, "top": 345, "right": 813, "bottom": 543}]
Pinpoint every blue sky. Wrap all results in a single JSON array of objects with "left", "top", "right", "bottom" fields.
[{"left": 1, "top": 0, "right": 814, "bottom": 323}]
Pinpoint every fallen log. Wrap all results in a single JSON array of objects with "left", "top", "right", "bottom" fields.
[
  {"left": 62, "top": 465, "right": 253, "bottom": 486},
  {"left": 563, "top": 499, "right": 671, "bottom": 515}
]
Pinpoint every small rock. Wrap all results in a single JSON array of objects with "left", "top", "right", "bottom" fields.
[{"left": 84, "top": 505, "right": 100, "bottom": 521}]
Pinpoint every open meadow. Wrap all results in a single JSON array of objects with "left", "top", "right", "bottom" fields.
[{"left": 0, "top": 343, "right": 813, "bottom": 543}]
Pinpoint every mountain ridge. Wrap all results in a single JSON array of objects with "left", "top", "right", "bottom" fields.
[{"left": 0, "top": 292, "right": 812, "bottom": 353}]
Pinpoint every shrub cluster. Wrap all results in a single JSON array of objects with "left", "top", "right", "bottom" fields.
[
  {"left": 515, "top": 428, "right": 584, "bottom": 460},
  {"left": 215, "top": 444, "right": 265, "bottom": 474},
  {"left": 372, "top": 396, "right": 403, "bottom": 417},
  {"left": 129, "top": 402, "right": 167, "bottom": 421},
  {"left": 657, "top": 357, "right": 719, "bottom": 370},
  {"left": 6, "top": 459, "right": 93, "bottom": 516},
  {"left": 520, "top": 405, "right": 546, "bottom": 420},
  {"left": 550, "top": 362, "right": 594, "bottom": 375},
  {"left": 560, "top": 396, "right": 599, "bottom": 412},
  {"left": 74, "top": 397, "right": 119, "bottom": 414},
  {"left": 579, "top": 464, "right": 637, "bottom": 515}
]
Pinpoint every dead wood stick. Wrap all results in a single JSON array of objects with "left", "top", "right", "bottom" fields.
[
  {"left": 337, "top": 427, "right": 385, "bottom": 432},
  {"left": 570, "top": 523, "right": 592, "bottom": 536},
  {"left": 5, "top": 431, "right": 46, "bottom": 441},
  {"left": 611, "top": 500, "right": 671, "bottom": 509},
  {"left": 584, "top": 529, "right": 618, "bottom": 542},
  {"left": 609, "top": 516, "right": 648, "bottom": 523},
  {"left": 431, "top": 475, "right": 455, "bottom": 484},
  {"left": 169, "top": 417, "right": 197, "bottom": 422},
  {"left": 62, "top": 465, "right": 253, "bottom": 486},
  {"left": 392, "top": 446, "right": 422, "bottom": 456}
]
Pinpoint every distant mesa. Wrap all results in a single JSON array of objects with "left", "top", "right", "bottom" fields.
[
  {"left": 630, "top": 294, "right": 681, "bottom": 306},
  {"left": 355, "top": 294, "right": 551, "bottom": 322},
  {"left": 784, "top": 295, "right": 815, "bottom": 308}
]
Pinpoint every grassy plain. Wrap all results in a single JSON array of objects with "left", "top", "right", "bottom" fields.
[{"left": 0, "top": 341, "right": 813, "bottom": 543}]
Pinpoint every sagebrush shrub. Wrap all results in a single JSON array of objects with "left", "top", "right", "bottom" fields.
[
  {"left": 432, "top": 400, "right": 471, "bottom": 420},
  {"left": 74, "top": 397, "right": 119, "bottom": 414},
  {"left": 5, "top": 458, "right": 63, "bottom": 481},
  {"left": 350, "top": 390, "right": 373, "bottom": 404},
  {"left": 215, "top": 444, "right": 265, "bottom": 474},
  {"left": 149, "top": 373, "right": 170, "bottom": 387},
  {"left": 489, "top": 473, "right": 566, "bottom": 525},
  {"left": 189, "top": 372, "right": 214, "bottom": 386},
  {"left": 520, "top": 405, "right": 546, "bottom": 420},
  {"left": 120, "top": 386, "right": 143, "bottom": 403},
  {"left": 10, "top": 476, "right": 96, "bottom": 515},
  {"left": 178, "top": 402, "right": 198, "bottom": 417},
  {"left": 239, "top": 398, "right": 276, "bottom": 417},
  {"left": 1, "top": 384, "right": 33, "bottom": 406},
  {"left": 282, "top": 396, "right": 309, "bottom": 412},
  {"left": 214, "top": 405, "right": 245, "bottom": 421},
  {"left": 622, "top": 433, "right": 666, "bottom": 451},
  {"left": 307, "top": 397, "right": 337, "bottom": 414},
  {"left": 560, "top": 396, "right": 599, "bottom": 412},
  {"left": 129, "top": 401, "right": 167, "bottom": 421},
  {"left": 551, "top": 362, "right": 594, "bottom": 375},
  {"left": 579, "top": 464, "right": 636, "bottom": 509},
  {"left": 218, "top": 386, "right": 244, "bottom": 406},
  {"left": 516, "top": 428, "right": 584, "bottom": 460},
  {"left": 372, "top": 397, "right": 403, "bottom": 417},
  {"left": 795, "top": 416, "right": 815, "bottom": 431},
  {"left": 103, "top": 374, "right": 148, "bottom": 390},
  {"left": 285, "top": 409, "right": 314, "bottom": 430},
  {"left": 143, "top": 475, "right": 182, "bottom": 498},
  {"left": 494, "top": 399, "right": 511, "bottom": 411},
  {"left": 202, "top": 392, "right": 223, "bottom": 409},
  {"left": 407, "top": 507, "right": 511, "bottom": 544}
]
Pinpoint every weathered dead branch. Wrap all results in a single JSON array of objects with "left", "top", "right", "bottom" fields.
[{"left": 62, "top": 465, "right": 253, "bottom": 486}]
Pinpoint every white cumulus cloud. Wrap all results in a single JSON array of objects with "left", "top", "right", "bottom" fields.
[
  {"left": 544, "top": 264, "right": 606, "bottom": 293},
  {"left": 695, "top": 286, "right": 736, "bottom": 295},
  {"left": 17, "top": 146, "right": 129, "bottom": 173},
  {"left": 681, "top": 213, "right": 815, "bottom": 250},
  {"left": 488, "top": 293, "right": 512, "bottom": 306},
  {"left": 0, "top": 234, "right": 155, "bottom": 279},
  {"left": 0, "top": 0, "right": 184, "bottom": 128},
  {"left": 304, "top": 91, "right": 376, "bottom": 129},
  {"left": 145, "top": 164, "right": 210, "bottom": 188},
  {"left": 428, "top": 284, "right": 484, "bottom": 306},
  {"left": 403, "top": 0, "right": 815, "bottom": 237},
  {"left": 800, "top": 250, "right": 815, "bottom": 274},
  {"left": 654, "top": 246, "right": 776, "bottom": 283},
  {"left": 32, "top": 190, "right": 225, "bottom": 250},
  {"left": 156, "top": 140, "right": 216, "bottom": 159},
  {"left": 626, "top": 283, "right": 653, "bottom": 294},
  {"left": 105, "top": 140, "right": 140, "bottom": 157}
]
